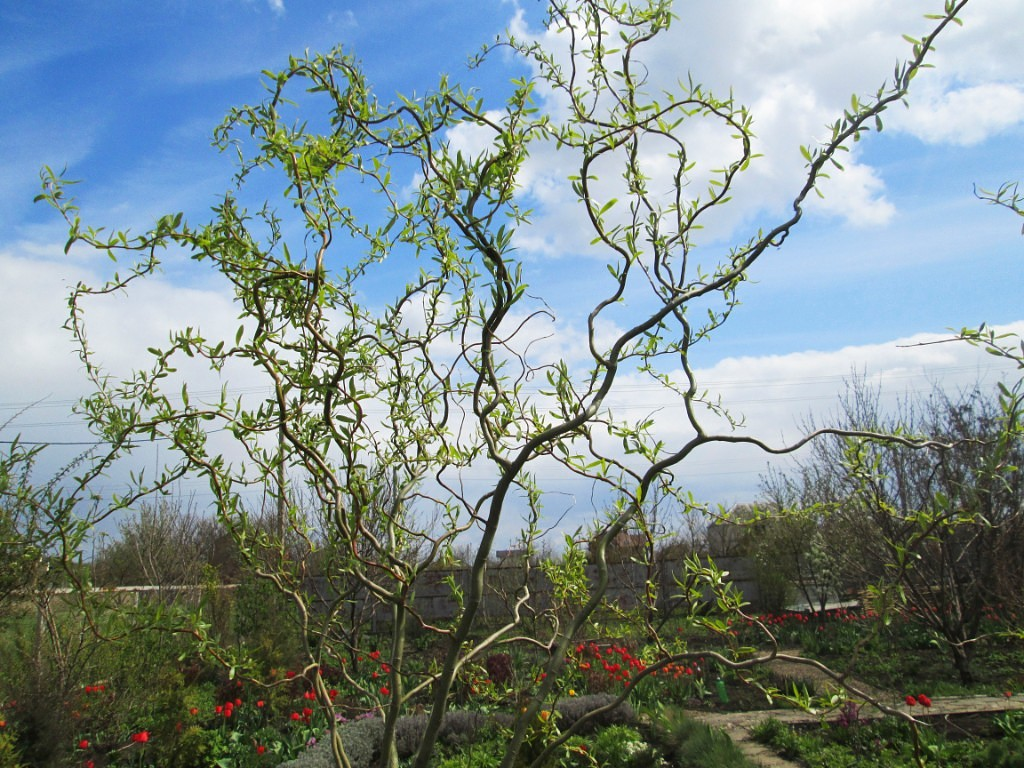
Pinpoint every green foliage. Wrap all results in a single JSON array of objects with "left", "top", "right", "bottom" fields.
[
  {"left": 656, "top": 710, "right": 754, "bottom": 768},
  {"left": 751, "top": 718, "right": 802, "bottom": 759},
  {"left": 969, "top": 736, "right": 1024, "bottom": 768},
  {"left": 435, "top": 734, "right": 504, "bottom": 768},
  {"left": 232, "top": 571, "right": 300, "bottom": 667},
  {"left": 29, "top": 1, "right": 988, "bottom": 766},
  {"left": 0, "top": 729, "right": 27, "bottom": 768},
  {"left": 590, "top": 724, "right": 655, "bottom": 768},
  {"left": 753, "top": 714, "right": 1024, "bottom": 768}
]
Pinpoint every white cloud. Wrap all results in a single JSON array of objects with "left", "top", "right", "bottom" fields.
[
  {"left": 267, "top": 0, "right": 285, "bottom": 16},
  {"left": 499, "top": 0, "right": 1021, "bottom": 251},
  {"left": 589, "top": 322, "right": 1024, "bottom": 506},
  {"left": 893, "top": 84, "right": 1024, "bottom": 146},
  {"left": 807, "top": 159, "right": 895, "bottom": 227}
]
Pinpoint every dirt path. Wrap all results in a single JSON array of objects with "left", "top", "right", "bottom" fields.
[{"left": 689, "top": 652, "right": 1024, "bottom": 768}]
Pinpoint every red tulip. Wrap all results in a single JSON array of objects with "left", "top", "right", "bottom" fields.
[
  {"left": 905, "top": 695, "right": 917, "bottom": 706},
  {"left": 917, "top": 694, "right": 932, "bottom": 708}
]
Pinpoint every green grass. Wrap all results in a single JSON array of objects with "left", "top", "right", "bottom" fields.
[{"left": 753, "top": 714, "right": 1024, "bottom": 768}]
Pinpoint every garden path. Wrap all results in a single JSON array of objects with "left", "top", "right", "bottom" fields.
[{"left": 690, "top": 651, "right": 1024, "bottom": 768}]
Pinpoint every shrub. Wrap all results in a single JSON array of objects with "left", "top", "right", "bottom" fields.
[
  {"left": 485, "top": 653, "right": 514, "bottom": 686},
  {"left": 751, "top": 717, "right": 802, "bottom": 760},
  {"left": 436, "top": 737, "right": 503, "bottom": 768},
  {"left": 279, "top": 717, "right": 384, "bottom": 768},
  {"left": 591, "top": 724, "right": 656, "bottom": 768},
  {"left": 970, "top": 737, "right": 1024, "bottom": 768},
  {"left": 555, "top": 694, "right": 636, "bottom": 733},
  {"left": 0, "top": 730, "right": 27, "bottom": 768},
  {"left": 659, "top": 711, "right": 755, "bottom": 768}
]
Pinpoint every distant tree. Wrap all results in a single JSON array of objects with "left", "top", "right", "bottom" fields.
[
  {"left": 38, "top": 2, "right": 978, "bottom": 766},
  {"left": 0, "top": 440, "right": 49, "bottom": 613},
  {"left": 770, "top": 381, "right": 1024, "bottom": 684},
  {"left": 754, "top": 474, "right": 849, "bottom": 615},
  {"left": 92, "top": 497, "right": 209, "bottom": 587}
]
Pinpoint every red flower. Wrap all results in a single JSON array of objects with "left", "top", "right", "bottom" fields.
[
  {"left": 917, "top": 694, "right": 932, "bottom": 708},
  {"left": 257, "top": 700, "right": 265, "bottom": 708},
  {"left": 380, "top": 686, "right": 390, "bottom": 696},
  {"left": 369, "top": 650, "right": 382, "bottom": 661},
  {"left": 215, "top": 705, "right": 223, "bottom": 714},
  {"left": 189, "top": 707, "right": 198, "bottom": 716},
  {"left": 290, "top": 712, "right": 301, "bottom": 721},
  {"left": 1005, "top": 690, "right": 1014, "bottom": 698},
  {"left": 285, "top": 671, "right": 296, "bottom": 679},
  {"left": 77, "top": 739, "right": 90, "bottom": 749},
  {"left": 257, "top": 745, "right": 266, "bottom": 755},
  {"left": 905, "top": 695, "right": 917, "bottom": 707},
  {"left": 130, "top": 731, "right": 150, "bottom": 743},
  {"left": 302, "top": 707, "right": 313, "bottom": 717}
]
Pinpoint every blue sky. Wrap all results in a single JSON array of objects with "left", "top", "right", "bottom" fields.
[{"left": 1, "top": 0, "right": 1022, "bottom": 538}]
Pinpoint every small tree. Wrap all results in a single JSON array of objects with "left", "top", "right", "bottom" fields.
[
  {"left": 38, "top": 1, "right": 979, "bottom": 766},
  {"left": 772, "top": 381, "right": 1024, "bottom": 684},
  {"left": 754, "top": 472, "right": 850, "bottom": 615}
]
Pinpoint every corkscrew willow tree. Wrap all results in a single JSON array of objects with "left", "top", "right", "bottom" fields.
[{"left": 35, "top": 1, "right": 982, "bottom": 766}]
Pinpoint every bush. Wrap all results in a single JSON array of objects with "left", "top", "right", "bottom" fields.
[
  {"left": 278, "top": 717, "right": 384, "bottom": 768},
  {"left": 555, "top": 694, "right": 636, "bottom": 733},
  {"left": 0, "top": 730, "right": 27, "bottom": 768},
  {"left": 485, "top": 653, "right": 514, "bottom": 686},
  {"left": 591, "top": 724, "right": 656, "bottom": 768},
  {"left": 751, "top": 717, "right": 802, "bottom": 760},
  {"left": 436, "top": 736, "right": 503, "bottom": 768},
  {"left": 659, "top": 710, "right": 755, "bottom": 768}
]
